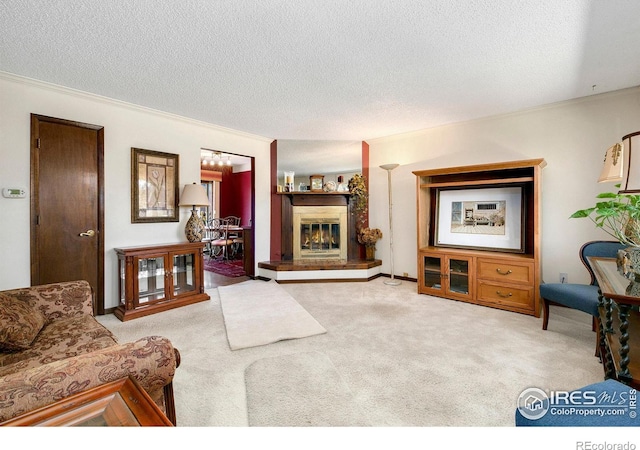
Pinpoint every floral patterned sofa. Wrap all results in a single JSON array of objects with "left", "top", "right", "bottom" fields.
[{"left": 0, "top": 280, "right": 180, "bottom": 425}]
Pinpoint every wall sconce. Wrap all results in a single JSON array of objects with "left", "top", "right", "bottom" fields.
[
  {"left": 178, "top": 183, "right": 210, "bottom": 242},
  {"left": 599, "top": 132, "right": 640, "bottom": 193}
]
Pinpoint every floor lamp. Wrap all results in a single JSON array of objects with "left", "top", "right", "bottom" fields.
[{"left": 380, "top": 163, "right": 401, "bottom": 286}]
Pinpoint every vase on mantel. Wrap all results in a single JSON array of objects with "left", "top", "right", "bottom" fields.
[{"left": 365, "top": 245, "right": 376, "bottom": 261}]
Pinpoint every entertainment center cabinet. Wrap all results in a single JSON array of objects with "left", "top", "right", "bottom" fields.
[
  {"left": 413, "top": 159, "right": 545, "bottom": 316},
  {"left": 114, "top": 242, "right": 210, "bottom": 321}
]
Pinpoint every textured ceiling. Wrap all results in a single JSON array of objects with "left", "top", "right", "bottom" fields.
[{"left": 1, "top": 1, "right": 640, "bottom": 141}]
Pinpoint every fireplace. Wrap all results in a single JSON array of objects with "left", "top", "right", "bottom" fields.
[
  {"left": 275, "top": 192, "right": 358, "bottom": 261},
  {"left": 293, "top": 206, "right": 347, "bottom": 260},
  {"left": 259, "top": 191, "right": 382, "bottom": 281}
]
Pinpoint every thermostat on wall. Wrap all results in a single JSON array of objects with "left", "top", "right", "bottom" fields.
[{"left": 2, "top": 188, "right": 26, "bottom": 198}]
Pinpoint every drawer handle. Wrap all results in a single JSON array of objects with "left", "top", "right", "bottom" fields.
[
  {"left": 496, "top": 268, "right": 512, "bottom": 276},
  {"left": 496, "top": 291, "right": 512, "bottom": 298}
]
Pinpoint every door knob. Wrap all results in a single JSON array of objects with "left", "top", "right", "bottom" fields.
[{"left": 79, "top": 229, "right": 95, "bottom": 237}]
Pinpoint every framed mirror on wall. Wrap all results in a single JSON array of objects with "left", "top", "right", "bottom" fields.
[{"left": 276, "top": 140, "right": 362, "bottom": 192}]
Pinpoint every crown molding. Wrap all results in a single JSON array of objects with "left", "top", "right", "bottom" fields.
[
  {"left": 366, "top": 85, "right": 640, "bottom": 144},
  {"left": 0, "top": 71, "right": 273, "bottom": 143}
]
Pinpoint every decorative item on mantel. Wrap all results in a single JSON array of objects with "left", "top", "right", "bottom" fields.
[
  {"left": 571, "top": 131, "right": 640, "bottom": 280},
  {"left": 178, "top": 183, "right": 210, "bottom": 243},
  {"left": 310, "top": 174, "right": 324, "bottom": 192},
  {"left": 358, "top": 227, "right": 383, "bottom": 261},
  {"left": 284, "top": 171, "right": 295, "bottom": 192},
  {"left": 323, "top": 180, "right": 337, "bottom": 192}
]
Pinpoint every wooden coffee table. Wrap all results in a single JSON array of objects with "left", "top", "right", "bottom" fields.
[{"left": 1, "top": 377, "right": 173, "bottom": 426}]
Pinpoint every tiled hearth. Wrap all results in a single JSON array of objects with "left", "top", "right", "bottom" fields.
[{"left": 258, "top": 258, "right": 382, "bottom": 282}]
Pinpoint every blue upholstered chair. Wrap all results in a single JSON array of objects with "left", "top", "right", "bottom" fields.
[{"left": 540, "top": 241, "right": 626, "bottom": 345}]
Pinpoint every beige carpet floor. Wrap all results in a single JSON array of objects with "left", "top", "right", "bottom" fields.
[
  {"left": 245, "top": 351, "right": 370, "bottom": 426},
  {"left": 97, "top": 278, "right": 603, "bottom": 427}
]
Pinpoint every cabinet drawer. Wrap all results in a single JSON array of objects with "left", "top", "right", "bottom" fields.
[
  {"left": 477, "top": 281, "right": 533, "bottom": 308},
  {"left": 477, "top": 259, "right": 533, "bottom": 284}
]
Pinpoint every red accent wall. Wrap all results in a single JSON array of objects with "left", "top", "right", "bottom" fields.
[
  {"left": 362, "top": 141, "right": 369, "bottom": 228},
  {"left": 270, "top": 140, "right": 282, "bottom": 260},
  {"left": 220, "top": 170, "right": 252, "bottom": 227},
  {"left": 360, "top": 141, "right": 370, "bottom": 259}
]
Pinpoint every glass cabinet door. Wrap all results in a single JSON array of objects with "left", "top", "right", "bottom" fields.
[
  {"left": 172, "top": 251, "right": 196, "bottom": 297},
  {"left": 448, "top": 258, "right": 470, "bottom": 295},
  {"left": 137, "top": 256, "right": 167, "bottom": 304},
  {"left": 422, "top": 255, "right": 443, "bottom": 291}
]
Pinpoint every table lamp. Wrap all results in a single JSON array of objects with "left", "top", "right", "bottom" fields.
[{"left": 178, "top": 183, "right": 210, "bottom": 242}]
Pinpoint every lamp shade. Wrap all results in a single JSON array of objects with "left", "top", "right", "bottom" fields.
[
  {"left": 598, "top": 143, "right": 624, "bottom": 183},
  {"left": 178, "top": 183, "right": 209, "bottom": 207},
  {"left": 620, "top": 131, "right": 640, "bottom": 193}
]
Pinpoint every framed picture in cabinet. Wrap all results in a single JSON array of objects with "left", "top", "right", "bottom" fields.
[
  {"left": 435, "top": 186, "right": 524, "bottom": 253},
  {"left": 131, "top": 148, "right": 179, "bottom": 223}
]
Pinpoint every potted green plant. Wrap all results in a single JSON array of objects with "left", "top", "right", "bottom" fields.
[{"left": 571, "top": 185, "right": 640, "bottom": 279}]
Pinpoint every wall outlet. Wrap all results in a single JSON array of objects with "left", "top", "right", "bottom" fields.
[{"left": 560, "top": 273, "right": 568, "bottom": 284}]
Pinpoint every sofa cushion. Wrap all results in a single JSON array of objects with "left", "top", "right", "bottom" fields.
[
  {"left": 0, "top": 293, "right": 47, "bottom": 351},
  {"left": 0, "top": 314, "right": 117, "bottom": 377}
]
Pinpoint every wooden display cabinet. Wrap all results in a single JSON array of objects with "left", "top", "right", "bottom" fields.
[
  {"left": 413, "top": 159, "right": 545, "bottom": 316},
  {"left": 115, "top": 242, "right": 210, "bottom": 321},
  {"left": 419, "top": 251, "right": 474, "bottom": 302}
]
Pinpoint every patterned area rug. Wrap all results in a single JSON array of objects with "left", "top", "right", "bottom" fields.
[{"left": 203, "top": 258, "right": 246, "bottom": 277}]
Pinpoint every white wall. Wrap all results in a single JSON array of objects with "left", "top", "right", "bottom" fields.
[
  {"left": 2, "top": 71, "right": 639, "bottom": 304},
  {"left": 366, "top": 88, "right": 640, "bottom": 285},
  {"left": 0, "top": 73, "right": 272, "bottom": 309}
]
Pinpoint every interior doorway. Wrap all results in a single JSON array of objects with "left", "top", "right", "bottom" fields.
[
  {"left": 30, "top": 114, "right": 104, "bottom": 314},
  {"left": 200, "top": 150, "right": 254, "bottom": 287}
]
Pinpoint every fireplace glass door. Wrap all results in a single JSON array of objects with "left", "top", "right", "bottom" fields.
[{"left": 301, "top": 222, "right": 340, "bottom": 253}]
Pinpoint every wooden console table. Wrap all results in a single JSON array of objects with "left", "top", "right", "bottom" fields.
[
  {"left": 1, "top": 377, "right": 172, "bottom": 426},
  {"left": 589, "top": 256, "right": 640, "bottom": 388}
]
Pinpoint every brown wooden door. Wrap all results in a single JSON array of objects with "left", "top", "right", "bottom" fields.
[{"left": 30, "top": 114, "right": 104, "bottom": 314}]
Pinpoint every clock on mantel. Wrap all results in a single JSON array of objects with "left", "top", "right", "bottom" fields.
[{"left": 309, "top": 174, "right": 324, "bottom": 192}]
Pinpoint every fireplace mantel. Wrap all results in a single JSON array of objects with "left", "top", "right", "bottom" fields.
[
  {"left": 276, "top": 191, "right": 358, "bottom": 261},
  {"left": 276, "top": 191, "right": 351, "bottom": 198}
]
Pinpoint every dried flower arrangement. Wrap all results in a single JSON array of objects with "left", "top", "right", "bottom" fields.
[
  {"left": 357, "top": 227, "right": 383, "bottom": 247},
  {"left": 348, "top": 173, "right": 368, "bottom": 230}
]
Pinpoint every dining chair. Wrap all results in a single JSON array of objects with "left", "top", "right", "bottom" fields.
[
  {"left": 201, "top": 218, "right": 213, "bottom": 257},
  {"left": 208, "top": 218, "right": 234, "bottom": 260},
  {"left": 539, "top": 240, "right": 626, "bottom": 354},
  {"left": 223, "top": 216, "right": 243, "bottom": 258},
  {"left": 224, "top": 216, "right": 241, "bottom": 227}
]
